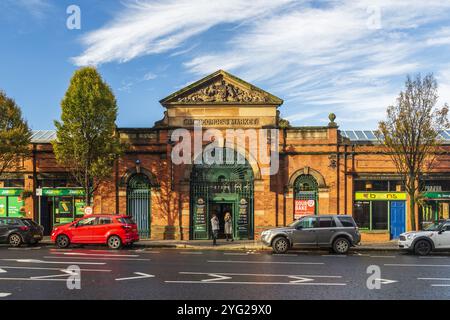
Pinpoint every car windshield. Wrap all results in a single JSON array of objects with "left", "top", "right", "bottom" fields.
[
  {"left": 424, "top": 222, "right": 444, "bottom": 231},
  {"left": 289, "top": 219, "right": 302, "bottom": 227},
  {"left": 119, "top": 217, "right": 136, "bottom": 225}
]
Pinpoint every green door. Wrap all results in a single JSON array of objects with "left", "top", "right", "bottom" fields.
[
  {"left": 127, "top": 174, "right": 151, "bottom": 238},
  {"left": 190, "top": 148, "right": 254, "bottom": 240}
]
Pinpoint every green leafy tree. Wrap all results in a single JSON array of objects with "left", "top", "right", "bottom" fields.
[
  {"left": 0, "top": 90, "right": 31, "bottom": 176},
  {"left": 377, "top": 74, "right": 449, "bottom": 231},
  {"left": 53, "top": 67, "right": 124, "bottom": 206}
]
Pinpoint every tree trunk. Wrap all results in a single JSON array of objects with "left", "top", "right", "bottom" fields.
[{"left": 409, "top": 193, "right": 416, "bottom": 231}]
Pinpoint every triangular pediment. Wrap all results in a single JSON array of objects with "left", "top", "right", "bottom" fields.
[{"left": 160, "top": 70, "right": 283, "bottom": 106}]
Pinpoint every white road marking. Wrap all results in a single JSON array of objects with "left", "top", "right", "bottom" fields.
[
  {"left": 384, "top": 263, "right": 450, "bottom": 267},
  {"left": 0, "top": 266, "right": 110, "bottom": 272},
  {"left": 0, "top": 293, "right": 11, "bottom": 298},
  {"left": 208, "top": 260, "right": 324, "bottom": 265},
  {"left": 44, "top": 256, "right": 150, "bottom": 261},
  {"left": 419, "top": 256, "right": 448, "bottom": 259},
  {"left": 115, "top": 272, "right": 155, "bottom": 281},
  {"left": 135, "top": 250, "right": 160, "bottom": 254},
  {"left": 51, "top": 252, "right": 140, "bottom": 257},
  {"left": 369, "top": 256, "right": 396, "bottom": 258},
  {"left": 2, "top": 259, "right": 105, "bottom": 265},
  {"left": 165, "top": 280, "right": 345, "bottom": 286},
  {"left": 8, "top": 247, "right": 41, "bottom": 250},
  {"left": 179, "top": 272, "right": 342, "bottom": 278},
  {"left": 376, "top": 278, "right": 398, "bottom": 284},
  {"left": 180, "top": 252, "right": 203, "bottom": 255},
  {"left": 223, "top": 253, "right": 248, "bottom": 256},
  {"left": 0, "top": 268, "right": 6, "bottom": 273},
  {"left": 418, "top": 277, "right": 450, "bottom": 281},
  {"left": 201, "top": 274, "right": 232, "bottom": 282},
  {"left": 272, "top": 254, "right": 298, "bottom": 257},
  {"left": 431, "top": 284, "right": 450, "bottom": 287}
]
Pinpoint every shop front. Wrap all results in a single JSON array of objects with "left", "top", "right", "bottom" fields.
[
  {"left": 354, "top": 192, "right": 407, "bottom": 239},
  {"left": 419, "top": 192, "right": 450, "bottom": 229},
  {"left": 0, "top": 189, "right": 26, "bottom": 218},
  {"left": 37, "top": 188, "right": 85, "bottom": 235}
]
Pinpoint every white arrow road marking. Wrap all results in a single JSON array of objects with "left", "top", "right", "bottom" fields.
[
  {"left": 2, "top": 259, "right": 105, "bottom": 265},
  {"left": 376, "top": 278, "right": 398, "bottom": 285},
  {"left": 0, "top": 268, "right": 6, "bottom": 273},
  {"left": 201, "top": 274, "right": 232, "bottom": 282},
  {"left": 0, "top": 293, "right": 11, "bottom": 298},
  {"left": 288, "top": 276, "right": 315, "bottom": 283},
  {"left": 167, "top": 272, "right": 344, "bottom": 286},
  {"left": 208, "top": 260, "right": 323, "bottom": 265},
  {"left": 0, "top": 266, "right": 110, "bottom": 272},
  {"left": 115, "top": 272, "right": 155, "bottom": 281}
]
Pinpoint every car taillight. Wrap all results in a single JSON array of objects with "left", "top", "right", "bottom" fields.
[
  {"left": 122, "top": 225, "right": 132, "bottom": 232},
  {"left": 19, "top": 226, "right": 29, "bottom": 231}
]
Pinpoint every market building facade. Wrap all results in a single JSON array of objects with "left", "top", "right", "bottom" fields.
[{"left": 1, "top": 70, "right": 449, "bottom": 242}]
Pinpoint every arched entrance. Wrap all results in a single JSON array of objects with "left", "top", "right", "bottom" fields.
[
  {"left": 127, "top": 173, "right": 152, "bottom": 238},
  {"left": 190, "top": 148, "right": 254, "bottom": 240},
  {"left": 293, "top": 174, "right": 318, "bottom": 219}
]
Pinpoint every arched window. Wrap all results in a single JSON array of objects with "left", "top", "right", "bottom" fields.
[{"left": 293, "top": 174, "right": 318, "bottom": 219}]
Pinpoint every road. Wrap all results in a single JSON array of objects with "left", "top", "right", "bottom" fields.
[{"left": 0, "top": 245, "right": 450, "bottom": 300}]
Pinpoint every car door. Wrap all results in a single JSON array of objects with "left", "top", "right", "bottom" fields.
[
  {"left": 90, "top": 217, "right": 113, "bottom": 243},
  {"left": 291, "top": 216, "right": 318, "bottom": 247},
  {"left": 71, "top": 217, "right": 96, "bottom": 243},
  {"left": 435, "top": 224, "right": 450, "bottom": 249},
  {"left": 316, "top": 217, "right": 337, "bottom": 247},
  {"left": 0, "top": 219, "right": 8, "bottom": 242}
]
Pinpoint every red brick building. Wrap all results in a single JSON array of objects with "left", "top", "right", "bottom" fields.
[{"left": 1, "top": 70, "right": 449, "bottom": 242}]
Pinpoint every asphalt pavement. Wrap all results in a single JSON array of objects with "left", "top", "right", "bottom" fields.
[{"left": 0, "top": 245, "right": 450, "bottom": 300}]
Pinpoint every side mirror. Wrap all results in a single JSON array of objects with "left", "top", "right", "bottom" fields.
[
  {"left": 296, "top": 225, "right": 303, "bottom": 230},
  {"left": 438, "top": 228, "right": 445, "bottom": 234}
]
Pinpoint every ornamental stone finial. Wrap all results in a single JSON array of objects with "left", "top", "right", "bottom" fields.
[{"left": 328, "top": 113, "right": 337, "bottom": 127}]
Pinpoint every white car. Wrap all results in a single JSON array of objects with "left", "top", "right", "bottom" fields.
[{"left": 398, "top": 219, "right": 450, "bottom": 255}]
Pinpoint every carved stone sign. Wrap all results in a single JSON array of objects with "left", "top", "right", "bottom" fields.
[{"left": 183, "top": 118, "right": 259, "bottom": 127}]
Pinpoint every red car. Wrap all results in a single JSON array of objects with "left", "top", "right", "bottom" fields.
[{"left": 51, "top": 214, "right": 139, "bottom": 249}]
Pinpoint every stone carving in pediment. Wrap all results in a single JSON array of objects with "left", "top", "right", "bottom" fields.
[{"left": 177, "top": 79, "right": 270, "bottom": 103}]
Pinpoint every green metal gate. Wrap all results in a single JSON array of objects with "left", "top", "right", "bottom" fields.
[
  {"left": 190, "top": 148, "right": 254, "bottom": 240},
  {"left": 127, "top": 174, "right": 151, "bottom": 238}
]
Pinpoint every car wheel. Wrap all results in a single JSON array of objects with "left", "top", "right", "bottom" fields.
[
  {"left": 414, "top": 240, "right": 432, "bottom": 256},
  {"left": 56, "top": 235, "right": 70, "bottom": 249},
  {"left": 272, "top": 237, "right": 289, "bottom": 254},
  {"left": 8, "top": 234, "right": 22, "bottom": 247},
  {"left": 107, "top": 235, "right": 122, "bottom": 250},
  {"left": 333, "top": 237, "right": 350, "bottom": 254}
]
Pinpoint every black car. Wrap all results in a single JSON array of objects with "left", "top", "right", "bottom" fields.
[{"left": 0, "top": 217, "right": 44, "bottom": 247}]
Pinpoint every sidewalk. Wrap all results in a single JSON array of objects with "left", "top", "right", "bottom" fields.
[{"left": 40, "top": 237, "right": 399, "bottom": 251}]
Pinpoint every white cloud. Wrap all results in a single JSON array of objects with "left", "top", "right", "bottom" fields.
[
  {"left": 72, "top": 0, "right": 294, "bottom": 66},
  {"left": 72, "top": 0, "right": 450, "bottom": 128}
]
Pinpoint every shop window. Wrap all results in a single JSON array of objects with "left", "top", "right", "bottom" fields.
[
  {"left": 354, "top": 201, "right": 388, "bottom": 231},
  {"left": 1, "top": 179, "right": 25, "bottom": 188},
  {"left": 372, "top": 201, "right": 388, "bottom": 230},
  {"left": 354, "top": 201, "right": 370, "bottom": 230}
]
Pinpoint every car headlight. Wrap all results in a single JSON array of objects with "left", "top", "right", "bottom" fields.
[{"left": 406, "top": 234, "right": 416, "bottom": 240}]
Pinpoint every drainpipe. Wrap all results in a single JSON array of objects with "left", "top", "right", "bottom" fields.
[
  {"left": 115, "top": 159, "right": 119, "bottom": 214},
  {"left": 32, "top": 144, "right": 37, "bottom": 221}
]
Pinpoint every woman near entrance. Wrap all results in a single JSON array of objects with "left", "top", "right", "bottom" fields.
[
  {"left": 211, "top": 213, "right": 220, "bottom": 245},
  {"left": 224, "top": 212, "right": 233, "bottom": 242}
]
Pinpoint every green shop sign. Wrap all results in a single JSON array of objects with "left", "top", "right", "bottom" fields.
[
  {"left": 423, "top": 192, "right": 450, "bottom": 200},
  {"left": 0, "top": 189, "right": 24, "bottom": 196},
  {"left": 39, "top": 188, "right": 85, "bottom": 197}
]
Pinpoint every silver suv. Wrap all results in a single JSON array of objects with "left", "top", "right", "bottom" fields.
[{"left": 261, "top": 215, "right": 361, "bottom": 254}]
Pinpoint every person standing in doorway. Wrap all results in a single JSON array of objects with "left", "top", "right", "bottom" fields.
[
  {"left": 224, "top": 211, "right": 233, "bottom": 242},
  {"left": 211, "top": 213, "right": 220, "bottom": 245}
]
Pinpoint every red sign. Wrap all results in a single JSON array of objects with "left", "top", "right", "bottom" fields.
[
  {"left": 294, "top": 199, "right": 315, "bottom": 219},
  {"left": 84, "top": 206, "right": 93, "bottom": 215}
]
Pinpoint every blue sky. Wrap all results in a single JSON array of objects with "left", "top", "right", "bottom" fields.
[{"left": 1, "top": 0, "right": 450, "bottom": 130}]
